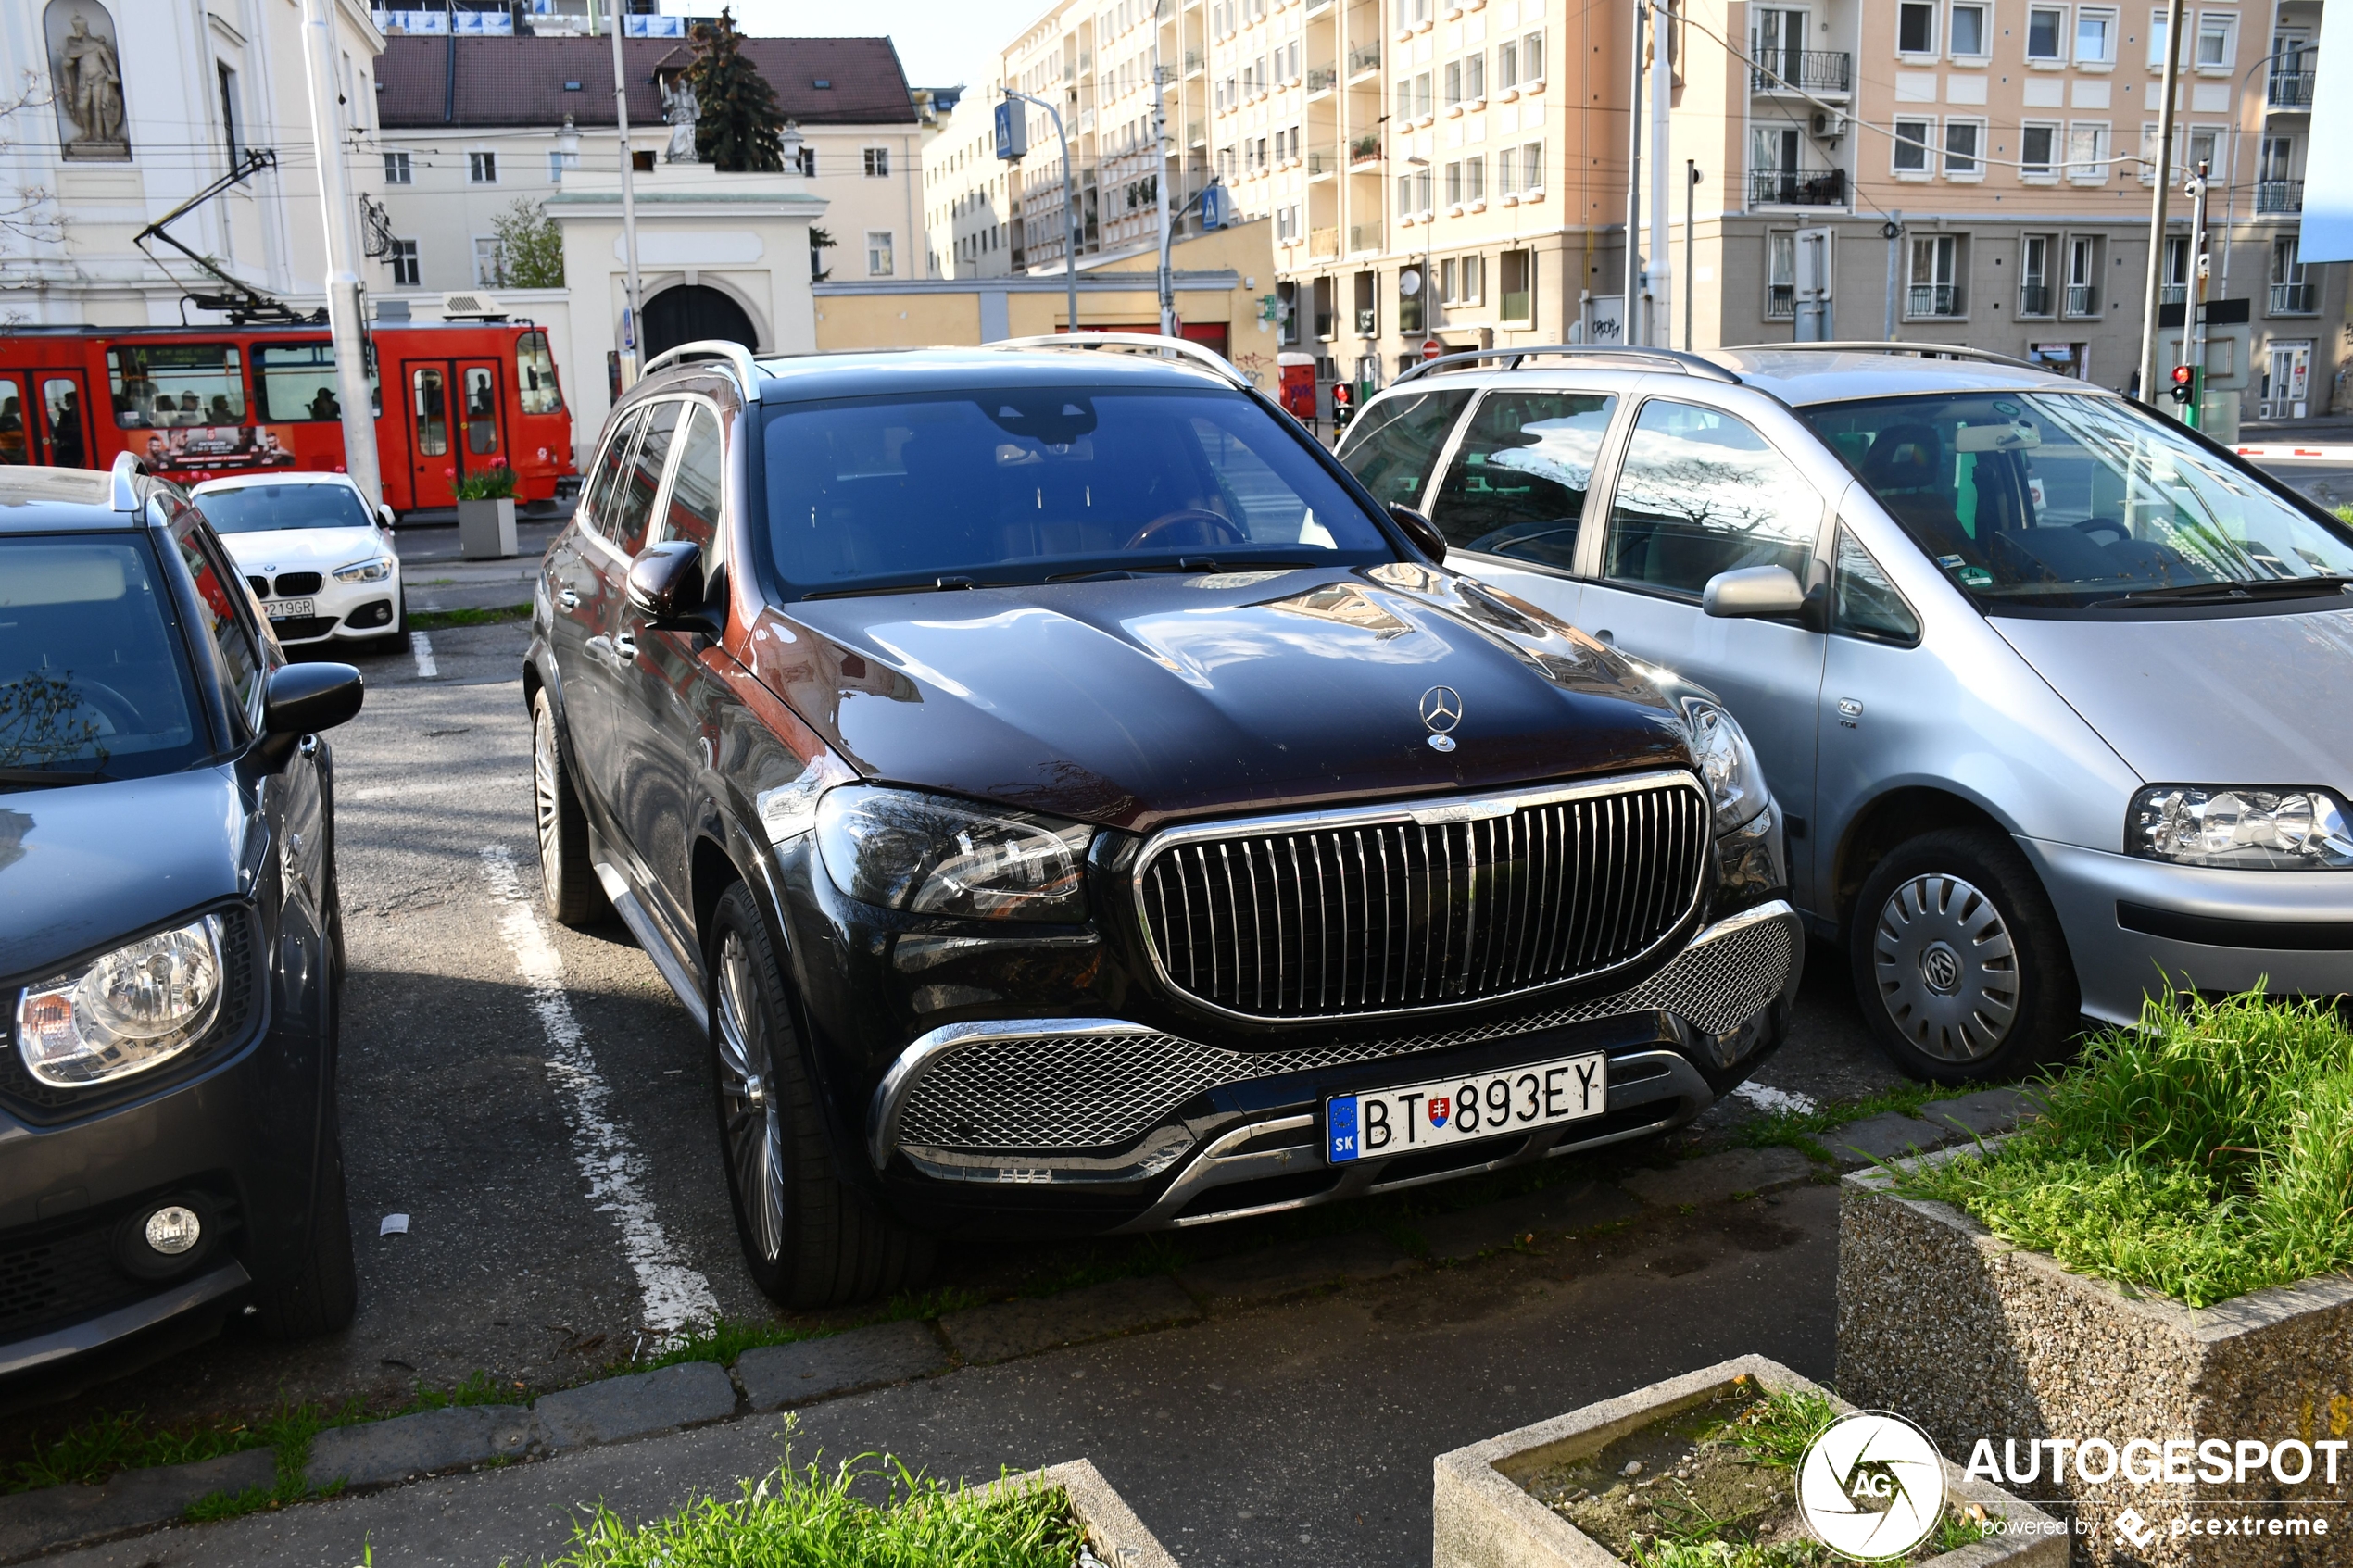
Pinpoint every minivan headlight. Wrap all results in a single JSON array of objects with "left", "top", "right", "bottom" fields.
[
  {"left": 2130, "top": 785, "right": 2353, "bottom": 870},
  {"left": 332, "top": 556, "right": 394, "bottom": 583},
  {"left": 15, "top": 915, "right": 225, "bottom": 1086},
  {"left": 1680, "top": 697, "right": 1769, "bottom": 833},
  {"left": 815, "top": 786, "right": 1094, "bottom": 921}
]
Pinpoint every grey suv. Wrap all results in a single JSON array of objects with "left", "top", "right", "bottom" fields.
[{"left": 1339, "top": 344, "right": 2353, "bottom": 1081}]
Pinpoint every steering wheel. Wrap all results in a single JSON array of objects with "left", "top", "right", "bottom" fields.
[
  {"left": 1124, "top": 508, "right": 1250, "bottom": 552},
  {"left": 2071, "top": 518, "right": 2131, "bottom": 546},
  {"left": 68, "top": 679, "right": 141, "bottom": 736}
]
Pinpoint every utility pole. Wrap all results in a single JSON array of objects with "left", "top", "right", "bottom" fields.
[
  {"left": 1647, "top": 0, "right": 1671, "bottom": 347},
  {"left": 1684, "top": 162, "right": 1699, "bottom": 352},
  {"left": 1004, "top": 89, "right": 1080, "bottom": 333},
  {"left": 298, "top": 0, "right": 381, "bottom": 507},
  {"left": 2183, "top": 158, "right": 2212, "bottom": 425},
  {"left": 610, "top": 8, "right": 644, "bottom": 388},
  {"left": 1153, "top": 59, "right": 1175, "bottom": 335},
  {"left": 1623, "top": 0, "right": 1643, "bottom": 345},
  {"left": 2136, "top": 0, "right": 2188, "bottom": 404},
  {"left": 1882, "top": 214, "right": 1904, "bottom": 340}
]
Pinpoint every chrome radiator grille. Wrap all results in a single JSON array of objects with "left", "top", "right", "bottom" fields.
[{"left": 1135, "top": 774, "right": 1710, "bottom": 1020}]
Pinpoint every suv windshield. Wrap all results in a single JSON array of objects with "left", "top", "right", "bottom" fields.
[
  {"left": 760, "top": 385, "right": 1392, "bottom": 594},
  {"left": 0, "top": 536, "right": 206, "bottom": 784},
  {"left": 1802, "top": 392, "right": 2353, "bottom": 611},
  {"left": 197, "top": 483, "right": 375, "bottom": 534}
]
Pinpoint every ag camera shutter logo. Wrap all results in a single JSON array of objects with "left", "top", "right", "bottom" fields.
[{"left": 1797, "top": 1411, "right": 1947, "bottom": 1560}]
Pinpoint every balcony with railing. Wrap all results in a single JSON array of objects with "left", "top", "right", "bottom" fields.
[
  {"left": 2259, "top": 179, "right": 2305, "bottom": 213},
  {"left": 2064, "top": 283, "right": 2097, "bottom": 317},
  {"left": 2271, "top": 281, "right": 2317, "bottom": 314},
  {"left": 2158, "top": 282, "right": 2186, "bottom": 306},
  {"left": 1310, "top": 226, "right": 1340, "bottom": 257},
  {"left": 1907, "top": 283, "right": 1963, "bottom": 318},
  {"left": 1350, "top": 224, "right": 1382, "bottom": 257},
  {"left": 2019, "top": 282, "right": 2052, "bottom": 316},
  {"left": 1307, "top": 148, "right": 1338, "bottom": 175},
  {"left": 1187, "top": 119, "right": 1204, "bottom": 146},
  {"left": 1348, "top": 42, "right": 1381, "bottom": 76},
  {"left": 1750, "top": 49, "right": 1852, "bottom": 95},
  {"left": 2269, "top": 70, "right": 2315, "bottom": 109},
  {"left": 1349, "top": 132, "right": 1382, "bottom": 167},
  {"left": 1748, "top": 168, "right": 1847, "bottom": 207},
  {"left": 1185, "top": 48, "right": 1203, "bottom": 74},
  {"left": 1307, "top": 63, "right": 1337, "bottom": 93}
]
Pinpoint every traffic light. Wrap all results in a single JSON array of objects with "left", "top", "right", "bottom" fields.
[
  {"left": 2169, "top": 364, "right": 2195, "bottom": 405},
  {"left": 1331, "top": 381, "right": 1356, "bottom": 434}
]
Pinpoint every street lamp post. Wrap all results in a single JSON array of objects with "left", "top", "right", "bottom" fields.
[
  {"left": 1003, "top": 89, "right": 1081, "bottom": 334},
  {"left": 1406, "top": 154, "right": 1437, "bottom": 348},
  {"left": 1153, "top": 59, "right": 1175, "bottom": 336},
  {"left": 609, "top": 7, "right": 644, "bottom": 388},
  {"left": 298, "top": 0, "right": 381, "bottom": 506},
  {"left": 2135, "top": 0, "right": 2189, "bottom": 405}
]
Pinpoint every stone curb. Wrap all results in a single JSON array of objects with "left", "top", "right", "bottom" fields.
[{"left": 1, "top": 1085, "right": 2034, "bottom": 1562}]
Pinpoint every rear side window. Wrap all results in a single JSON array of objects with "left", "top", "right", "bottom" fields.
[
  {"left": 1603, "top": 400, "right": 1821, "bottom": 596},
  {"left": 171, "top": 525, "right": 263, "bottom": 736},
  {"left": 1428, "top": 391, "right": 1614, "bottom": 568},
  {"left": 581, "top": 408, "right": 644, "bottom": 544},
  {"left": 660, "top": 404, "right": 724, "bottom": 553},
  {"left": 609, "top": 401, "right": 682, "bottom": 557},
  {"left": 1336, "top": 387, "right": 1473, "bottom": 508}
]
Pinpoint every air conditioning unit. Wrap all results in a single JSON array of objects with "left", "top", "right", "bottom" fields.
[
  {"left": 442, "top": 290, "right": 506, "bottom": 320},
  {"left": 1811, "top": 109, "right": 1847, "bottom": 143}
]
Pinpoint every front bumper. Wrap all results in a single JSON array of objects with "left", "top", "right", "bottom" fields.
[
  {"left": 2020, "top": 837, "right": 2353, "bottom": 1024},
  {"left": 859, "top": 899, "right": 1804, "bottom": 1234},
  {"left": 265, "top": 564, "right": 402, "bottom": 646}
]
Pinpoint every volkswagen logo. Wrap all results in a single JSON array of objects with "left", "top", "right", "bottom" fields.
[
  {"left": 1419, "top": 686, "right": 1462, "bottom": 752},
  {"left": 1919, "top": 942, "right": 1963, "bottom": 996}
]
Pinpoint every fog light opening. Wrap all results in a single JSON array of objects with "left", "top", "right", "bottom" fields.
[{"left": 145, "top": 1205, "right": 203, "bottom": 1256}]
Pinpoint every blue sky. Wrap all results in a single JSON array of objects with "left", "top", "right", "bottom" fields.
[{"left": 699, "top": 0, "right": 1024, "bottom": 94}]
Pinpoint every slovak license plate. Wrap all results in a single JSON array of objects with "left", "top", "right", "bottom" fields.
[
  {"left": 265, "top": 597, "right": 316, "bottom": 621},
  {"left": 1327, "top": 1051, "right": 1608, "bottom": 1164}
]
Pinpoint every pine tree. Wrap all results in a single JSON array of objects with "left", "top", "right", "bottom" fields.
[{"left": 685, "top": 9, "right": 785, "bottom": 173}]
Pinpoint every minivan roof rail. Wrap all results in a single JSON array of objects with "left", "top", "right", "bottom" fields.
[
  {"left": 1392, "top": 345, "right": 1743, "bottom": 385},
  {"left": 988, "top": 332, "right": 1254, "bottom": 390},
  {"left": 642, "top": 339, "right": 762, "bottom": 392},
  {"left": 1721, "top": 340, "right": 2046, "bottom": 373}
]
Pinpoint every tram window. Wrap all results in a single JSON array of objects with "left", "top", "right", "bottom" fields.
[
  {"left": 464, "top": 366, "right": 498, "bottom": 455},
  {"left": 257, "top": 342, "right": 353, "bottom": 422},
  {"left": 107, "top": 345, "right": 246, "bottom": 429},
  {"left": 43, "top": 380, "right": 85, "bottom": 466},
  {"left": 517, "top": 330, "right": 564, "bottom": 415},
  {"left": 413, "top": 368, "right": 447, "bottom": 456},
  {"left": 0, "top": 375, "right": 27, "bottom": 463}
]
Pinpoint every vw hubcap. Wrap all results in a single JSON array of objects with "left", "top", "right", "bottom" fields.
[
  {"left": 1871, "top": 873, "right": 2020, "bottom": 1061},
  {"left": 714, "top": 932, "right": 786, "bottom": 1263}
]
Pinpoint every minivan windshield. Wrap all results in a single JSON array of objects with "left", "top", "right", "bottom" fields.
[
  {"left": 196, "top": 482, "right": 376, "bottom": 534},
  {"left": 0, "top": 536, "right": 206, "bottom": 785},
  {"left": 1802, "top": 392, "right": 2353, "bottom": 611},
  {"left": 759, "top": 386, "right": 1392, "bottom": 594}
]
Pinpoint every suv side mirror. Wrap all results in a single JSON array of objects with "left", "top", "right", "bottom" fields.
[
  {"left": 626, "top": 541, "right": 723, "bottom": 635},
  {"left": 1387, "top": 503, "right": 1447, "bottom": 564},
  {"left": 252, "top": 662, "right": 364, "bottom": 771},
  {"left": 1702, "top": 565, "right": 1807, "bottom": 620}
]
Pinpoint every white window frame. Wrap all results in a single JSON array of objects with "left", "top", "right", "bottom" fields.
[
  {"left": 2019, "top": 233, "right": 2055, "bottom": 314},
  {"left": 1766, "top": 231, "right": 1797, "bottom": 319},
  {"left": 2020, "top": 119, "right": 2061, "bottom": 180},
  {"left": 1893, "top": 116, "right": 1936, "bottom": 177},
  {"left": 2068, "top": 120, "right": 2110, "bottom": 182},
  {"left": 2195, "top": 11, "right": 2234, "bottom": 72},
  {"left": 1906, "top": 232, "right": 1965, "bottom": 319},
  {"left": 866, "top": 230, "right": 896, "bottom": 276},
  {"left": 2063, "top": 234, "right": 2100, "bottom": 316},
  {"left": 468, "top": 150, "right": 497, "bottom": 184},
  {"left": 2025, "top": 4, "right": 2068, "bottom": 63},
  {"left": 472, "top": 235, "right": 499, "bottom": 286},
  {"left": 863, "top": 146, "right": 892, "bottom": 178},
  {"left": 1895, "top": 0, "right": 1939, "bottom": 57},
  {"left": 388, "top": 237, "right": 420, "bottom": 288},
  {"left": 2075, "top": 6, "right": 2117, "bottom": 67},
  {"left": 1948, "top": 1, "right": 1992, "bottom": 62},
  {"left": 1944, "top": 117, "right": 1986, "bottom": 179},
  {"left": 547, "top": 148, "right": 578, "bottom": 181},
  {"left": 2147, "top": 6, "right": 2171, "bottom": 69},
  {"left": 384, "top": 150, "right": 412, "bottom": 185}
]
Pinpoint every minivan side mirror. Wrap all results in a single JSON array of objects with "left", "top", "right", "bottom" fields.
[
  {"left": 251, "top": 662, "right": 364, "bottom": 771},
  {"left": 1387, "top": 503, "right": 1448, "bottom": 564},
  {"left": 1702, "top": 565, "right": 1807, "bottom": 620},
  {"left": 626, "top": 541, "right": 723, "bottom": 635}
]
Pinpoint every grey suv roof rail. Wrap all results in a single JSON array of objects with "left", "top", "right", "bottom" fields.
[
  {"left": 110, "top": 450, "right": 146, "bottom": 513},
  {"left": 641, "top": 339, "right": 762, "bottom": 393},
  {"left": 1392, "top": 345, "right": 1742, "bottom": 385},
  {"left": 1722, "top": 340, "right": 2045, "bottom": 373},
  {"left": 988, "top": 332, "right": 1253, "bottom": 390}
]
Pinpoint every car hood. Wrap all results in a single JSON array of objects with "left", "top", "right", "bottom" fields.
[
  {"left": 741, "top": 564, "right": 1692, "bottom": 832},
  {"left": 215, "top": 526, "right": 386, "bottom": 572},
  {"left": 1991, "top": 603, "right": 2353, "bottom": 787},
  {"left": 0, "top": 766, "right": 254, "bottom": 981}
]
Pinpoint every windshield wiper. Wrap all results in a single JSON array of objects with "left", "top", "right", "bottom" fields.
[
  {"left": 2090, "top": 575, "right": 2352, "bottom": 609},
  {"left": 0, "top": 765, "right": 113, "bottom": 788}
]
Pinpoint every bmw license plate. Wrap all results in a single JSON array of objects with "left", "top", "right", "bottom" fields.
[
  {"left": 265, "top": 597, "right": 316, "bottom": 621},
  {"left": 1327, "top": 1052, "right": 1608, "bottom": 1164}
]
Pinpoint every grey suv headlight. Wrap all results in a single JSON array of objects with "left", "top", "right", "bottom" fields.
[
  {"left": 1680, "top": 697, "right": 1769, "bottom": 833},
  {"left": 815, "top": 786, "right": 1095, "bottom": 921},
  {"left": 14, "top": 915, "right": 225, "bottom": 1086},
  {"left": 2130, "top": 785, "right": 2353, "bottom": 870}
]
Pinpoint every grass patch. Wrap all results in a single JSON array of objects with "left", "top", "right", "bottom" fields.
[
  {"left": 1893, "top": 988, "right": 2353, "bottom": 1307},
  {"left": 408, "top": 603, "right": 532, "bottom": 631},
  {"left": 1732, "top": 1080, "right": 1999, "bottom": 1162},
  {"left": 547, "top": 1444, "right": 1082, "bottom": 1568}
]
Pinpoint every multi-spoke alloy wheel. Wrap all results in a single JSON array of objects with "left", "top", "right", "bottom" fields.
[
  {"left": 530, "top": 688, "right": 606, "bottom": 926},
  {"left": 1870, "top": 872, "right": 2018, "bottom": 1062},
  {"left": 713, "top": 929, "right": 786, "bottom": 1266}
]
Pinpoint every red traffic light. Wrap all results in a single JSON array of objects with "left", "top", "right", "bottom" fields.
[{"left": 2171, "top": 365, "right": 2195, "bottom": 385}]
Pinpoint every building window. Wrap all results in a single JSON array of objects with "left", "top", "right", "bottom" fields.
[
  {"left": 469, "top": 151, "right": 497, "bottom": 183},
  {"left": 472, "top": 236, "right": 499, "bottom": 285},
  {"left": 2196, "top": 12, "right": 2233, "bottom": 69},
  {"left": 1519, "top": 30, "right": 1543, "bottom": 82},
  {"left": 1444, "top": 159, "right": 1463, "bottom": 205},
  {"left": 1896, "top": 0, "right": 1936, "bottom": 55},
  {"left": 796, "top": 146, "right": 816, "bottom": 176},
  {"left": 1945, "top": 119, "right": 1982, "bottom": 176},
  {"left": 1907, "top": 233, "right": 1963, "bottom": 317},
  {"left": 1766, "top": 232, "right": 1796, "bottom": 318},
  {"left": 2075, "top": 7, "right": 2116, "bottom": 64},
  {"left": 1457, "top": 252, "right": 1483, "bottom": 304},
  {"left": 2026, "top": 6, "right": 2067, "bottom": 60},
  {"left": 2068, "top": 121, "right": 2108, "bottom": 181},
  {"left": 2161, "top": 234, "right": 2191, "bottom": 303},
  {"left": 548, "top": 149, "right": 579, "bottom": 181},
  {"left": 384, "top": 151, "right": 412, "bottom": 184},
  {"left": 217, "top": 64, "right": 242, "bottom": 166},
  {"left": 1464, "top": 154, "right": 1484, "bottom": 201},
  {"left": 2186, "top": 124, "right": 2221, "bottom": 177},
  {"left": 1499, "top": 247, "right": 1534, "bottom": 323},
  {"left": 1520, "top": 139, "right": 1543, "bottom": 194},
  {"left": 389, "top": 238, "right": 420, "bottom": 288},
  {"left": 2064, "top": 235, "right": 2099, "bottom": 315},
  {"left": 2020, "top": 233, "right": 2053, "bottom": 314},
  {"left": 1894, "top": 117, "right": 1933, "bottom": 173},
  {"left": 864, "top": 146, "right": 891, "bottom": 177},
  {"left": 2271, "top": 235, "right": 2312, "bottom": 312},
  {"left": 2020, "top": 122, "right": 2059, "bottom": 177},
  {"left": 866, "top": 230, "right": 895, "bottom": 276},
  {"left": 1949, "top": 3, "right": 1988, "bottom": 58}
]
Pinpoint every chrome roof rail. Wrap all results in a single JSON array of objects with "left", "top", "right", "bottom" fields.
[
  {"left": 1391, "top": 344, "right": 1742, "bottom": 386},
  {"left": 988, "top": 332, "right": 1253, "bottom": 390},
  {"left": 1720, "top": 340, "right": 2047, "bottom": 373},
  {"left": 110, "top": 450, "right": 146, "bottom": 513},
  {"left": 641, "top": 339, "right": 762, "bottom": 392}
]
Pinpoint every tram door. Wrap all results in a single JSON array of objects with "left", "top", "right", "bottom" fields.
[
  {"left": 0, "top": 368, "right": 92, "bottom": 468},
  {"left": 403, "top": 358, "right": 509, "bottom": 507}
]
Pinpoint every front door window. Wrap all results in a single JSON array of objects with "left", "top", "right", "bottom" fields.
[
  {"left": 1334, "top": 387, "right": 1473, "bottom": 508},
  {"left": 462, "top": 365, "right": 499, "bottom": 456},
  {"left": 41, "top": 376, "right": 87, "bottom": 467},
  {"left": 1428, "top": 391, "right": 1616, "bottom": 568},
  {"left": 413, "top": 368, "right": 447, "bottom": 457},
  {"left": 1602, "top": 400, "right": 1820, "bottom": 596}
]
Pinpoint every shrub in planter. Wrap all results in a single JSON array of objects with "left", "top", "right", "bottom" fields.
[
  {"left": 454, "top": 460, "right": 518, "bottom": 559},
  {"left": 1839, "top": 990, "right": 2353, "bottom": 1567}
]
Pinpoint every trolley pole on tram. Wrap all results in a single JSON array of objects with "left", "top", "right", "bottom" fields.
[{"left": 299, "top": 0, "right": 383, "bottom": 506}]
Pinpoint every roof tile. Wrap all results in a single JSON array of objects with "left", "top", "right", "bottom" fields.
[{"left": 377, "top": 35, "right": 916, "bottom": 129}]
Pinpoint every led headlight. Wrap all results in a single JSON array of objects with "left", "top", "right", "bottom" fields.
[
  {"left": 2129, "top": 785, "right": 2353, "bottom": 870},
  {"left": 815, "top": 787, "right": 1095, "bottom": 921},
  {"left": 332, "top": 556, "right": 394, "bottom": 583},
  {"left": 1680, "top": 696, "right": 1770, "bottom": 833},
  {"left": 15, "top": 915, "right": 226, "bottom": 1086}
]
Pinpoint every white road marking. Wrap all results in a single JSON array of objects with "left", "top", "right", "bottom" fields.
[
  {"left": 412, "top": 632, "right": 438, "bottom": 680},
  {"left": 1730, "top": 1081, "right": 1819, "bottom": 1116},
  {"left": 479, "top": 845, "right": 720, "bottom": 1342}
]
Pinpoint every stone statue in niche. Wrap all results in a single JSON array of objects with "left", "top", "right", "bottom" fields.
[
  {"left": 662, "top": 74, "right": 700, "bottom": 163},
  {"left": 46, "top": 1, "right": 129, "bottom": 161}
]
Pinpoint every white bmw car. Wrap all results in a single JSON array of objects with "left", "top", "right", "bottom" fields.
[{"left": 192, "top": 472, "right": 405, "bottom": 651}]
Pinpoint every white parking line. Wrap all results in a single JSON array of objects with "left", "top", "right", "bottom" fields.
[
  {"left": 412, "top": 632, "right": 438, "bottom": 680},
  {"left": 1730, "top": 1081, "right": 1819, "bottom": 1116},
  {"left": 478, "top": 845, "right": 721, "bottom": 1342}
]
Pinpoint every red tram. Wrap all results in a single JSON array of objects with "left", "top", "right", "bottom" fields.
[{"left": 0, "top": 320, "right": 574, "bottom": 513}]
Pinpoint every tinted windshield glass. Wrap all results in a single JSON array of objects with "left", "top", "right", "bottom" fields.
[
  {"left": 0, "top": 536, "right": 205, "bottom": 783},
  {"left": 760, "top": 387, "right": 1391, "bottom": 593},
  {"left": 1804, "top": 392, "right": 2353, "bottom": 611},
  {"left": 196, "top": 483, "right": 374, "bottom": 533}
]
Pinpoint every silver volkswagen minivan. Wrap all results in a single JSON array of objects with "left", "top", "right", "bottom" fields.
[{"left": 1338, "top": 345, "right": 2353, "bottom": 1082}]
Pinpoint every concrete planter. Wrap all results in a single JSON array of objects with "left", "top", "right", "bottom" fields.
[
  {"left": 975, "top": 1459, "right": 1179, "bottom": 1568},
  {"left": 1841, "top": 1155, "right": 2353, "bottom": 1566},
  {"left": 1433, "top": 1354, "right": 2063, "bottom": 1568},
  {"left": 458, "top": 495, "right": 517, "bottom": 558}
]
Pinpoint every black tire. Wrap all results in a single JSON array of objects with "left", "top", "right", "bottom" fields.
[
  {"left": 1849, "top": 828, "right": 2080, "bottom": 1085},
  {"left": 532, "top": 686, "right": 607, "bottom": 927},
  {"left": 705, "top": 881, "right": 933, "bottom": 1308},
  {"left": 254, "top": 1107, "right": 359, "bottom": 1340}
]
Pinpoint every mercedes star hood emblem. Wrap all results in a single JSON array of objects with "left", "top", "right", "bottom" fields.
[{"left": 1419, "top": 685, "right": 1462, "bottom": 752}]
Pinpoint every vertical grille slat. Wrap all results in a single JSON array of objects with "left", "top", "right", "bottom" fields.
[{"left": 1139, "top": 777, "right": 1706, "bottom": 1020}]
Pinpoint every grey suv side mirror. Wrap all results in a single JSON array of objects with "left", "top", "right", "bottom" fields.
[
  {"left": 626, "top": 541, "right": 724, "bottom": 635},
  {"left": 1702, "top": 565, "right": 1807, "bottom": 620},
  {"left": 251, "top": 662, "right": 364, "bottom": 771},
  {"left": 1386, "top": 503, "right": 1447, "bottom": 564}
]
